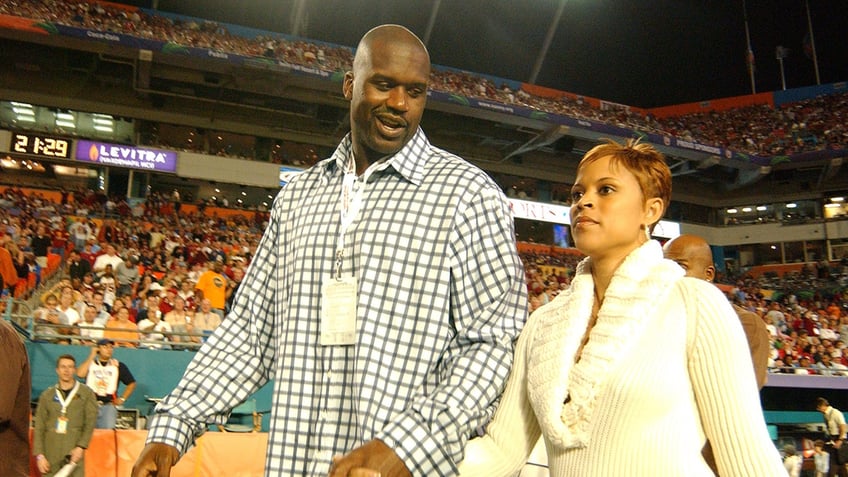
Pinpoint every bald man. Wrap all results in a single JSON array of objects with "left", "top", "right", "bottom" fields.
[
  {"left": 132, "top": 24, "right": 526, "bottom": 477},
  {"left": 664, "top": 234, "right": 770, "bottom": 476}
]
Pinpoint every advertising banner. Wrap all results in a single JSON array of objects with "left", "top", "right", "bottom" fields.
[{"left": 75, "top": 140, "right": 178, "bottom": 173}]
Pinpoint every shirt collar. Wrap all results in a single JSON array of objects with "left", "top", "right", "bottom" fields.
[{"left": 325, "top": 128, "right": 428, "bottom": 186}]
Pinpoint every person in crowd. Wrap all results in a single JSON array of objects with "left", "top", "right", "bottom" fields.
[
  {"left": 138, "top": 305, "right": 173, "bottom": 350},
  {"left": 33, "top": 354, "right": 97, "bottom": 477},
  {"left": 797, "top": 355, "right": 816, "bottom": 374},
  {"left": 458, "top": 139, "right": 783, "bottom": 476},
  {"left": 92, "top": 244, "right": 123, "bottom": 274},
  {"left": 136, "top": 294, "right": 162, "bottom": 323},
  {"left": 191, "top": 298, "right": 222, "bottom": 341},
  {"left": 115, "top": 255, "right": 140, "bottom": 297},
  {"left": 176, "top": 278, "right": 196, "bottom": 310},
  {"left": 79, "top": 242, "right": 98, "bottom": 268},
  {"left": 814, "top": 439, "right": 831, "bottom": 477},
  {"left": 158, "top": 286, "right": 179, "bottom": 315},
  {"left": 97, "top": 264, "right": 117, "bottom": 309},
  {"left": 104, "top": 306, "right": 139, "bottom": 348},
  {"left": 34, "top": 293, "right": 63, "bottom": 342},
  {"left": 8, "top": 241, "right": 30, "bottom": 287},
  {"left": 90, "top": 291, "right": 111, "bottom": 326},
  {"left": 0, "top": 234, "right": 18, "bottom": 293},
  {"left": 163, "top": 296, "right": 192, "bottom": 348},
  {"left": 31, "top": 222, "right": 52, "bottom": 268},
  {"left": 68, "top": 219, "right": 91, "bottom": 251},
  {"left": 193, "top": 259, "right": 227, "bottom": 317},
  {"left": 132, "top": 24, "right": 526, "bottom": 477},
  {"left": 783, "top": 444, "right": 802, "bottom": 477},
  {"left": 57, "top": 286, "right": 81, "bottom": 326},
  {"left": 817, "top": 353, "right": 848, "bottom": 376},
  {"left": 135, "top": 274, "right": 155, "bottom": 301},
  {"left": 77, "top": 339, "right": 137, "bottom": 429},
  {"left": 77, "top": 304, "right": 105, "bottom": 345},
  {"left": 0, "top": 317, "right": 31, "bottom": 477},
  {"left": 50, "top": 223, "right": 69, "bottom": 260}
]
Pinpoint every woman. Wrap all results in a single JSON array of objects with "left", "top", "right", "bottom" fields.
[{"left": 459, "top": 140, "right": 784, "bottom": 476}]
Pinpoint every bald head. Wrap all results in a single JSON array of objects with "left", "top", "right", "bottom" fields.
[
  {"left": 662, "top": 234, "right": 716, "bottom": 282},
  {"left": 353, "top": 25, "right": 430, "bottom": 73}
]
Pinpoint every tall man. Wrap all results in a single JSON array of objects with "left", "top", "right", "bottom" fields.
[
  {"left": 33, "top": 354, "right": 97, "bottom": 477},
  {"left": 133, "top": 24, "right": 527, "bottom": 477}
]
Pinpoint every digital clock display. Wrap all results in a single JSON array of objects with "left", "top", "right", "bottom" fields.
[{"left": 10, "top": 132, "right": 72, "bottom": 159}]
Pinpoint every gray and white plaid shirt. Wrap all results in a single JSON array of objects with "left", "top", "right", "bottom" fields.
[{"left": 147, "top": 129, "right": 528, "bottom": 476}]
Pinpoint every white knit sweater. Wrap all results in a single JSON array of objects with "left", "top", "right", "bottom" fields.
[{"left": 459, "top": 241, "right": 786, "bottom": 477}]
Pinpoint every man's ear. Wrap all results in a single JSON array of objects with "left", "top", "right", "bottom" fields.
[
  {"left": 705, "top": 265, "right": 716, "bottom": 283},
  {"left": 343, "top": 72, "right": 354, "bottom": 100}
]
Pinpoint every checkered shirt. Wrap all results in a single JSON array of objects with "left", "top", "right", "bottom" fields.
[{"left": 146, "top": 128, "right": 528, "bottom": 476}]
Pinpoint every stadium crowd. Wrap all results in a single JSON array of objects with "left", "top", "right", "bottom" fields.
[
  {"left": 2, "top": 185, "right": 848, "bottom": 378},
  {"left": 2, "top": 0, "right": 847, "bottom": 159}
]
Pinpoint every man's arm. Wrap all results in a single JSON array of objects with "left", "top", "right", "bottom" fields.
[
  {"left": 76, "top": 346, "right": 97, "bottom": 378},
  {"left": 72, "top": 388, "right": 99, "bottom": 464},
  {"left": 32, "top": 391, "right": 51, "bottom": 474},
  {"left": 118, "top": 380, "right": 136, "bottom": 406},
  {"left": 734, "top": 306, "right": 770, "bottom": 389},
  {"left": 136, "top": 203, "right": 282, "bottom": 469}
]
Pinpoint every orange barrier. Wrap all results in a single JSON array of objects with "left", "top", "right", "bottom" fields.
[{"left": 79, "top": 429, "right": 268, "bottom": 477}]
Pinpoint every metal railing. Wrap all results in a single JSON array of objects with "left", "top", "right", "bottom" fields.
[{"left": 25, "top": 320, "right": 205, "bottom": 351}]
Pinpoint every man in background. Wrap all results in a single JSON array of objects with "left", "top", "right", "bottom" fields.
[
  {"left": 33, "top": 354, "right": 97, "bottom": 477},
  {"left": 77, "top": 339, "right": 137, "bottom": 428}
]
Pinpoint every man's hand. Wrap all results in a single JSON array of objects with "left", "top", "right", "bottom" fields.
[
  {"left": 69, "top": 446, "right": 85, "bottom": 463},
  {"left": 36, "top": 455, "right": 50, "bottom": 474},
  {"left": 131, "top": 443, "right": 180, "bottom": 477},
  {"left": 328, "top": 439, "right": 411, "bottom": 477}
]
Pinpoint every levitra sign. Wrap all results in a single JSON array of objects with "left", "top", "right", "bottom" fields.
[{"left": 75, "top": 140, "right": 178, "bottom": 173}]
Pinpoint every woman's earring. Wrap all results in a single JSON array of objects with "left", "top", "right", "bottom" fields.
[{"left": 644, "top": 224, "right": 651, "bottom": 241}]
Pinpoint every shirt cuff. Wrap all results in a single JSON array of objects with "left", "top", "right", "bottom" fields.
[{"left": 145, "top": 413, "right": 202, "bottom": 456}]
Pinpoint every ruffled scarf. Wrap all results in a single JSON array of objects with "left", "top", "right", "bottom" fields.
[{"left": 526, "top": 240, "right": 684, "bottom": 450}]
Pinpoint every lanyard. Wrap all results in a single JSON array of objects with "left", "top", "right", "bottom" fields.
[
  {"left": 55, "top": 382, "right": 80, "bottom": 415},
  {"left": 335, "top": 157, "right": 383, "bottom": 279}
]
